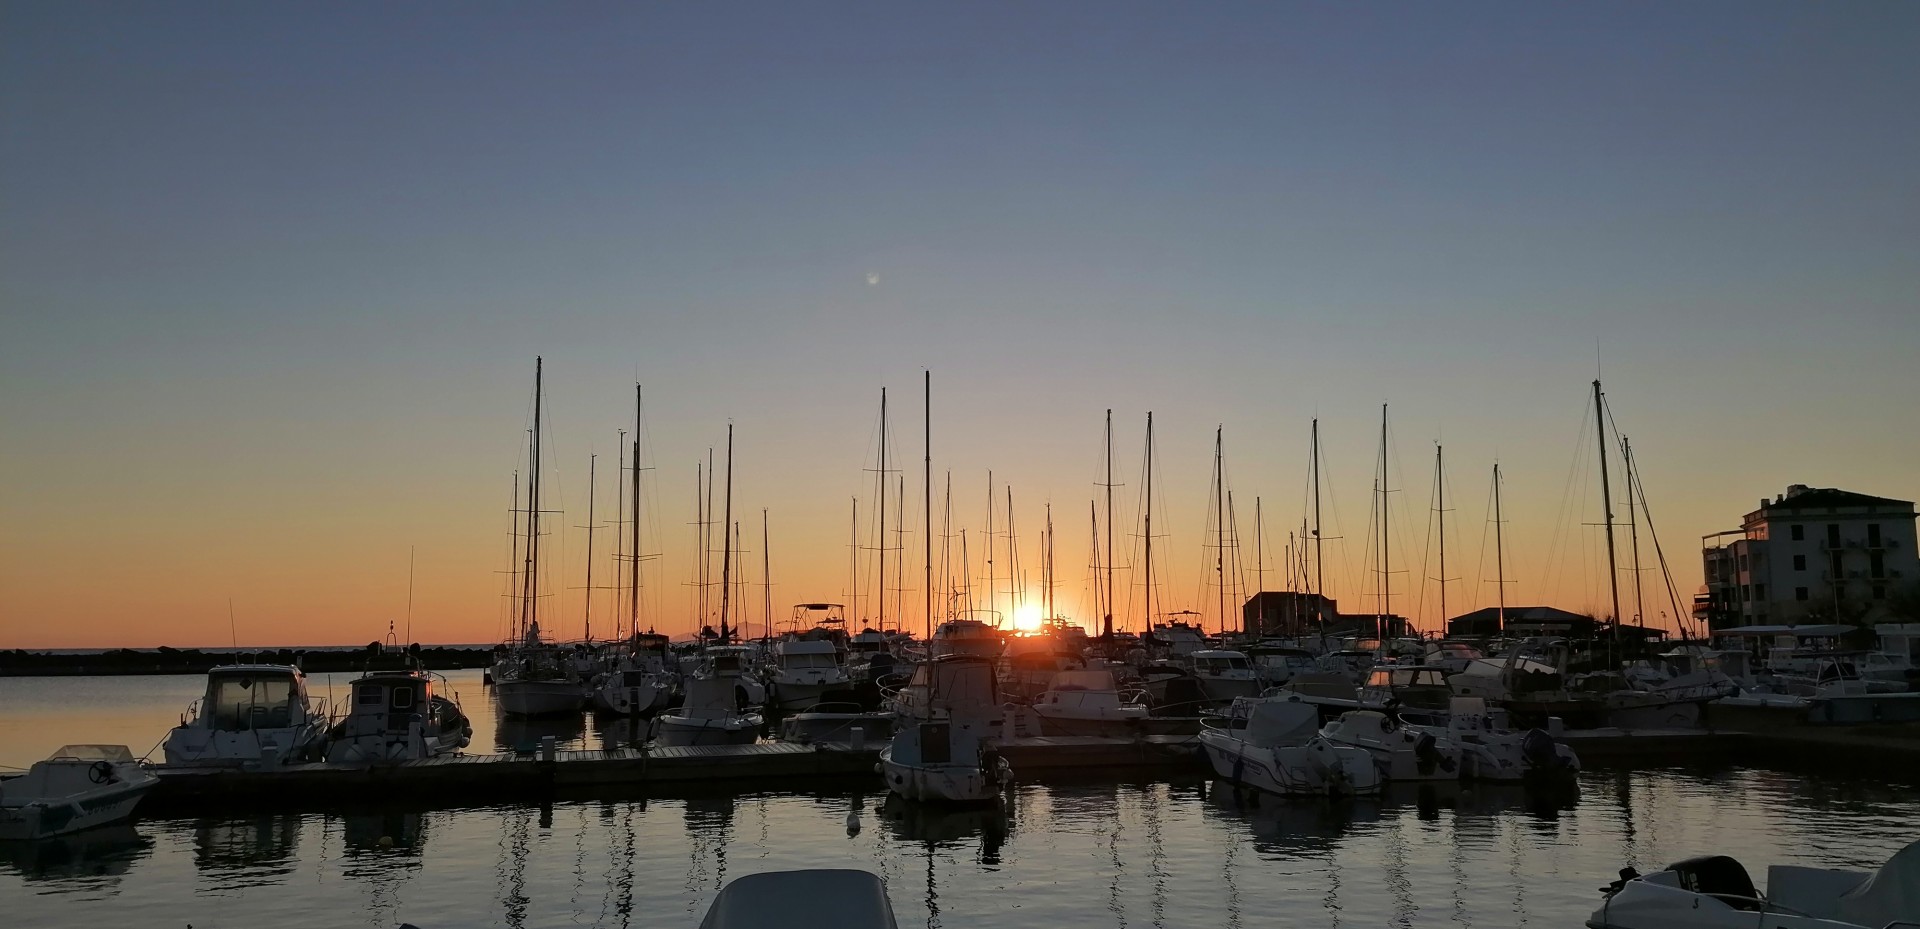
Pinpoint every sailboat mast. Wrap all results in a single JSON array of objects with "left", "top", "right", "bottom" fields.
[
  {"left": 522, "top": 357, "right": 544, "bottom": 640},
  {"left": 941, "top": 471, "right": 952, "bottom": 620},
  {"left": 762, "top": 508, "right": 771, "bottom": 641},
  {"left": 509, "top": 469, "right": 521, "bottom": 641},
  {"left": 849, "top": 497, "right": 858, "bottom": 625},
  {"left": 584, "top": 453, "right": 596, "bottom": 641},
  {"left": 719, "top": 425, "right": 734, "bottom": 641},
  {"left": 1006, "top": 486, "right": 1018, "bottom": 618},
  {"left": 1378, "top": 403, "right": 1388, "bottom": 639},
  {"left": 695, "top": 460, "right": 706, "bottom": 630},
  {"left": 1143, "top": 411, "right": 1155, "bottom": 634},
  {"left": 614, "top": 434, "right": 625, "bottom": 639},
  {"left": 1494, "top": 463, "right": 1507, "bottom": 631},
  {"left": 1255, "top": 496, "right": 1264, "bottom": 626},
  {"left": 1594, "top": 380, "right": 1623, "bottom": 639},
  {"left": 705, "top": 448, "right": 715, "bottom": 629},
  {"left": 924, "top": 370, "right": 932, "bottom": 642},
  {"left": 1624, "top": 436, "right": 1646, "bottom": 631},
  {"left": 1045, "top": 502, "right": 1054, "bottom": 620},
  {"left": 1104, "top": 409, "right": 1115, "bottom": 639},
  {"left": 631, "top": 386, "right": 642, "bottom": 637},
  {"left": 1312, "top": 418, "right": 1324, "bottom": 599},
  {"left": 1436, "top": 444, "right": 1447, "bottom": 630},
  {"left": 1214, "top": 426, "right": 1225, "bottom": 636},
  {"left": 878, "top": 387, "right": 887, "bottom": 634},
  {"left": 986, "top": 471, "right": 995, "bottom": 622}
]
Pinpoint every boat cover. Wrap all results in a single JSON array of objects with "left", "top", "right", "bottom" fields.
[
  {"left": 1834, "top": 839, "right": 1920, "bottom": 929},
  {"left": 1242, "top": 700, "right": 1320, "bottom": 747},
  {"left": 699, "top": 869, "right": 898, "bottom": 929}
]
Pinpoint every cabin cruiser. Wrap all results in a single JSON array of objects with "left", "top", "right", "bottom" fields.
[
  {"left": 880, "top": 655, "right": 1012, "bottom": 803},
  {"left": 1588, "top": 839, "right": 1920, "bottom": 929},
  {"left": 1276, "top": 672, "right": 1366, "bottom": 723},
  {"left": 1030, "top": 669, "right": 1149, "bottom": 735},
  {"left": 1147, "top": 620, "right": 1209, "bottom": 660},
  {"left": 1001, "top": 629, "right": 1087, "bottom": 702},
  {"left": 765, "top": 637, "right": 852, "bottom": 712},
  {"left": 1424, "top": 640, "right": 1487, "bottom": 674},
  {"left": 1320, "top": 710, "right": 1462, "bottom": 781},
  {"left": 778, "top": 702, "right": 896, "bottom": 745},
  {"left": 1189, "top": 650, "right": 1261, "bottom": 705},
  {"left": 1245, "top": 643, "right": 1319, "bottom": 690},
  {"left": 653, "top": 651, "right": 763, "bottom": 746},
  {"left": 325, "top": 669, "right": 471, "bottom": 763},
  {"left": 493, "top": 623, "right": 588, "bottom": 717},
  {"left": 162, "top": 663, "right": 329, "bottom": 768},
  {"left": 1411, "top": 697, "right": 1579, "bottom": 784},
  {"left": 0, "top": 745, "right": 158, "bottom": 841},
  {"left": 588, "top": 632, "right": 677, "bottom": 716},
  {"left": 1359, "top": 666, "right": 1455, "bottom": 722},
  {"left": 1773, "top": 656, "right": 1907, "bottom": 697},
  {"left": 1198, "top": 697, "right": 1381, "bottom": 797},
  {"left": 928, "top": 616, "right": 1005, "bottom": 659}
]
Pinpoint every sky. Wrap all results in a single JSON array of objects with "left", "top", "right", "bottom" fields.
[{"left": 3, "top": 3, "right": 1917, "bottom": 648}]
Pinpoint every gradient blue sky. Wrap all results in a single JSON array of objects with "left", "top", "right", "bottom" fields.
[{"left": 4, "top": 3, "right": 1917, "bottom": 646}]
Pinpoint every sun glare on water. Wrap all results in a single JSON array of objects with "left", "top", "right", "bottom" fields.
[{"left": 1011, "top": 603, "right": 1045, "bottom": 631}]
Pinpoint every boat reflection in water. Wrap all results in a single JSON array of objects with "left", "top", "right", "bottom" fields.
[
  {"left": 590, "top": 710, "right": 652, "bottom": 749},
  {"left": 494, "top": 711, "right": 586, "bottom": 754},
  {"left": 340, "top": 808, "right": 428, "bottom": 925},
  {"left": 0, "top": 822, "right": 153, "bottom": 886},
  {"left": 193, "top": 814, "right": 302, "bottom": 887}
]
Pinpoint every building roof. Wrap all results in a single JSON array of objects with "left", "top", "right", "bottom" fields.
[
  {"left": 1760, "top": 487, "right": 1914, "bottom": 513},
  {"left": 1446, "top": 606, "right": 1590, "bottom": 626}
]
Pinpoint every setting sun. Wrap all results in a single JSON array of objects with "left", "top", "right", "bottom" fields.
[{"left": 1011, "top": 603, "right": 1044, "bottom": 631}]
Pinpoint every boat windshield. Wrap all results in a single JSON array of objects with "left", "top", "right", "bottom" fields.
[
  {"left": 209, "top": 674, "right": 299, "bottom": 730},
  {"left": 1201, "top": 656, "right": 1251, "bottom": 671},
  {"left": 782, "top": 653, "right": 841, "bottom": 670}
]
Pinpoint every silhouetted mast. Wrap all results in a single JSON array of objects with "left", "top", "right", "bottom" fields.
[
  {"left": 924, "top": 371, "right": 933, "bottom": 641},
  {"left": 1214, "top": 425, "right": 1225, "bottom": 635},
  {"left": 631, "top": 386, "right": 642, "bottom": 637},
  {"left": 519, "top": 357, "right": 545, "bottom": 640},
  {"left": 1312, "top": 418, "right": 1325, "bottom": 599},
  {"left": 1494, "top": 463, "right": 1507, "bottom": 631},
  {"left": 1104, "top": 409, "right": 1115, "bottom": 639},
  {"left": 583, "top": 453, "right": 597, "bottom": 641},
  {"left": 1623, "top": 435, "right": 1645, "bottom": 631},
  {"left": 1595, "top": 380, "right": 1623, "bottom": 640},
  {"left": 1143, "top": 411, "right": 1155, "bottom": 634},
  {"left": 718, "top": 425, "right": 734, "bottom": 642},
  {"left": 878, "top": 387, "right": 887, "bottom": 634}
]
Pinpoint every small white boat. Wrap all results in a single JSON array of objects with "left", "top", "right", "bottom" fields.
[
  {"left": 1588, "top": 840, "right": 1920, "bottom": 929},
  {"left": 880, "top": 655, "right": 1012, "bottom": 803},
  {"left": 1321, "top": 710, "right": 1462, "bottom": 781},
  {"left": 1198, "top": 697, "right": 1381, "bottom": 797},
  {"left": 1030, "top": 669, "right": 1149, "bottom": 735},
  {"left": 0, "top": 745, "right": 157, "bottom": 841},
  {"left": 1189, "top": 650, "right": 1262, "bottom": 705},
  {"left": 699, "top": 869, "right": 898, "bottom": 929},
  {"left": 162, "top": 664, "right": 329, "bottom": 768},
  {"left": 766, "top": 637, "right": 852, "bottom": 712},
  {"left": 1412, "top": 697, "right": 1580, "bottom": 784},
  {"left": 324, "top": 669, "right": 470, "bottom": 763},
  {"left": 653, "top": 654, "right": 763, "bottom": 747}
]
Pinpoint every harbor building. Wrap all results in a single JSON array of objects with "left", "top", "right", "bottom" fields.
[{"left": 1699, "top": 485, "right": 1919, "bottom": 630}]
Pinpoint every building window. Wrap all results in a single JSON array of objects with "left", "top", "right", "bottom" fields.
[
  {"left": 1869, "top": 524, "right": 1882, "bottom": 547},
  {"left": 1791, "top": 524, "right": 1805, "bottom": 541},
  {"left": 1795, "top": 587, "right": 1809, "bottom": 601},
  {"left": 1739, "top": 554, "right": 1749, "bottom": 571},
  {"left": 1873, "top": 585, "right": 1887, "bottom": 600},
  {"left": 1754, "top": 584, "right": 1765, "bottom": 600},
  {"left": 1871, "top": 553, "right": 1885, "bottom": 578},
  {"left": 1828, "top": 524, "right": 1842, "bottom": 547},
  {"left": 1831, "top": 552, "right": 1845, "bottom": 577},
  {"left": 1794, "top": 555, "right": 1807, "bottom": 571}
]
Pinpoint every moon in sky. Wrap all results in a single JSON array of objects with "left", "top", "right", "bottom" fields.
[{"left": 865, "top": 271, "right": 880, "bottom": 286}]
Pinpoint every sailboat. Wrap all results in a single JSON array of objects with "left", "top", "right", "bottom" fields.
[{"left": 493, "top": 358, "right": 588, "bottom": 718}]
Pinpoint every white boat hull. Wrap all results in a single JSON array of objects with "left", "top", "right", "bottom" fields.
[
  {"left": 495, "top": 680, "right": 586, "bottom": 717},
  {"left": 653, "top": 714, "right": 761, "bottom": 747},
  {"left": 768, "top": 679, "right": 844, "bottom": 712},
  {"left": 879, "top": 746, "right": 1008, "bottom": 804},
  {"left": 0, "top": 757, "right": 157, "bottom": 841},
  {"left": 1198, "top": 729, "right": 1381, "bottom": 796},
  {"left": 162, "top": 725, "right": 323, "bottom": 768},
  {"left": 590, "top": 679, "right": 666, "bottom": 716}
]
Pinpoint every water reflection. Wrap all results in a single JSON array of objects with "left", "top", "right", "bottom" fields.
[
  {"left": 339, "top": 809, "right": 427, "bottom": 923},
  {"left": 193, "top": 814, "right": 301, "bottom": 887},
  {"left": 495, "top": 712, "right": 587, "bottom": 753},
  {"left": 0, "top": 824, "right": 153, "bottom": 887},
  {"left": 590, "top": 712, "right": 651, "bottom": 749}
]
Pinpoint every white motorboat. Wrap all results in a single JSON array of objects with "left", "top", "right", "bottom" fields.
[
  {"left": 1030, "top": 669, "right": 1149, "bottom": 735},
  {"left": 766, "top": 637, "right": 852, "bottom": 712},
  {"left": 699, "top": 869, "right": 899, "bottom": 929},
  {"left": 1412, "top": 697, "right": 1580, "bottom": 784},
  {"left": 653, "top": 653, "right": 763, "bottom": 747},
  {"left": 1321, "top": 710, "right": 1462, "bottom": 781},
  {"left": 1189, "top": 649, "right": 1262, "bottom": 705},
  {"left": 1588, "top": 840, "right": 1920, "bottom": 929},
  {"left": 1198, "top": 697, "right": 1381, "bottom": 797},
  {"left": 0, "top": 745, "right": 157, "bottom": 841},
  {"left": 880, "top": 655, "right": 1012, "bottom": 803},
  {"left": 1245, "top": 644, "right": 1319, "bottom": 691},
  {"left": 162, "top": 663, "right": 329, "bottom": 768},
  {"left": 324, "top": 669, "right": 471, "bottom": 763}
]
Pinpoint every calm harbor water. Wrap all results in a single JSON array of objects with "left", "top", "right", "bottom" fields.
[{"left": 3, "top": 675, "right": 1915, "bottom": 929}]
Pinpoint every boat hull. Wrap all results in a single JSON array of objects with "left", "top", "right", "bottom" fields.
[
  {"left": 161, "top": 725, "right": 324, "bottom": 768},
  {"left": 495, "top": 680, "right": 587, "bottom": 717},
  {"left": 590, "top": 679, "right": 666, "bottom": 716},
  {"left": 1198, "top": 729, "right": 1381, "bottom": 796},
  {"left": 652, "top": 715, "right": 761, "bottom": 747},
  {"left": 879, "top": 746, "right": 1007, "bottom": 804}
]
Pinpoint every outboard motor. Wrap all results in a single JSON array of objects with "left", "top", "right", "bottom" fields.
[
  {"left": 1521, "top": 728, "right": 1559, "bottom": 770},
  {"left": 1412, "top": 731, "right": 1455, "bottom": 775}
]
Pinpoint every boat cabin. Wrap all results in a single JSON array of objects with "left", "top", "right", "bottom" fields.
[
  {"left": 1191, "top": 650, "right": 1255, "bottom": 675},
  {"left": 345, "top": 671, "right": 435, "bottom": 733},
  {"left": 194, "top": 665, "right": 314, "bottom": 731},
  {"left": 772, "top": 638, "right": 843, "bottom": 670},
  {"left": 896, "top": 655, "right": 1000, "bottom": 719}
]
